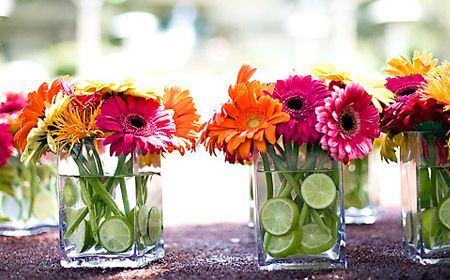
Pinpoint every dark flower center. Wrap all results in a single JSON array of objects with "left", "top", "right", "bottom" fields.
[
  {"left": 129, "top": 115, "right": 146, "bottom": 128},
  {"left": 287, "top": 98, "right": 303, "bottom": 111},
  {"left": 397, "top": 85, "right": 417, "bottom": 96},
  {"left": 339, "top": 109, "right": 359, "bottom": 135}
]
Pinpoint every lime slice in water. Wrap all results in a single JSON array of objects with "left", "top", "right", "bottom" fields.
[
  {"left": 99, "top": 216, "right": 134, "bottom": 253},
  {"left": 33, "top": 190, "right": 56, "bottom": 220},
  {"left": 138, "top": 205, "right": 150, "bottom": 237},
  {"left": 438, "top": 196, "right": 450, "bottom": 230},
  {"left": 299, "top": 223, "right": 335, "bottom": 254},
  {"left": 422, "top": 207, "right": 439, "bottom": 249},
  {"left": 301, "top": 173, "right": 336, "bottom": 210},
  {"left": 62, "top": 179, "right": 78, "bottom": 207},
  {"left": 148, "top": 206, "right": 162, "bottom": 244},
  {"left": 267, "top": 228, "right": 302, "bottom": 258},
  {"left": 73, "top": 220, "right": 93, "bottom": 253},
  {"left": 260, "top": 198, "right": 299, "bottom": 236}
]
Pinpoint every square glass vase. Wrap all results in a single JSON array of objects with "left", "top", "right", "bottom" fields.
[
  {"left": 253, "top": 143, "right": 346, "bottom": 270},
  {"left": 400, "top": 132, "right": 450, "bottom": 265},
  {"left": 57, "top": 139, "right": 164, "bottom": 268}
]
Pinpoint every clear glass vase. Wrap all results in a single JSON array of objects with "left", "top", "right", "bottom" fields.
[
  {"left": 57, "top": 139, "right": 163, "bottom": 268},
  {"left": 343, "top": 151, "right": 380, "bottom": 224},
  {"left": 253, "top": 143, "right": 346, "bottom": 270},
  {"left": 401, "top": 132, "right": 450, "bottom": 265},
  {"left": 0, "top": 154, "right": 58, "bottom": 236}
]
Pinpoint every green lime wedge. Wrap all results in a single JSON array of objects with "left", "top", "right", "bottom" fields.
[
  {"left": 299, "top": 223, "right": 335, "bottom": 254},
  {"left": 62, "top": 179, "right": 78, "bottom": 207},
  {"left": 138, "top": 205, "right": 150, "bottom": 237},
  {"left": 422, "top": 207, "right": 439, "bottom": 249},
  {"left": 148, "top": 206, "right": 162, "bottom": 244},
  {"left": 301, "top": 173, "right": 336, "bottom": 210},
  {"left": 438, "top": 196, "right": 450, "bottom": 230},
  {"left": 73, "top": 220, "right": 93, "bottom": 253},
  {"left": 99, "top": 216, "right": 134, "bottom": 253},
  {"left": 260, "top": 198, "right": 299, "bottom": 236},
  {"left": 267, "top": 228, "right": 302, "bottom": 258},
  {"left": 33, "top": 190, "right": 56, "bottom": 220}
]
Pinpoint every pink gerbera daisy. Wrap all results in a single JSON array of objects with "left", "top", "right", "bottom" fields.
[
  {"left": 271, "top": 75, "right": 330, "bottom": 145},
  {"left": 385, "top": 74, "right": 425, "bottom": 102},
  {"left": 0, "top": 92, "right": 27, "bottom": 115},
  {"left": 0, "top": 124, "right": 13, "bottom": 166},
  {"left": 96, "top": 95, "right": 176, "bottom": 156},
  {"left": 315, "top": 83, "right": 380, "bottom": 164}
]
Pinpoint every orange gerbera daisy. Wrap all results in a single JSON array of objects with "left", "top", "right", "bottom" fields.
[
  {"left": 163, "top": 86, "right": 201, "bottom": 155},
  {"left": 201, "top": 66, "right": 289, "bottom": 162},
  {"left": 14, "top": 78, "right": 68, "bottom": 151},
  {"left": 383, "top": 50, "right": 438, "bottom": 76},
  {"left": 421, "top": 61, "right": 450, "bottom": 110}
]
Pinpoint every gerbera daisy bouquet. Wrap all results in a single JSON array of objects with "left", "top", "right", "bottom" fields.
[
  {"left": 200, "top": 65, "right": 382, "bottom": 269},
  {"left": 380, "top": 50, "right": 450, "bottom": 261},
  {"left": 15, "top": 77, "right": 200, "bottom": 267},
  {"left": 0, "top": 91, "right": 57, "bottom": 235}
]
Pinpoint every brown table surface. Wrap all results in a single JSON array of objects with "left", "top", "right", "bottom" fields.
[{"left": 0, "top": 209, "right": 450, "bottom": 280}]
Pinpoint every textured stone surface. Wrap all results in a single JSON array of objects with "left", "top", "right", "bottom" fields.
[{"left": 0, "top": 209, "right": 449, "bottom": 279}]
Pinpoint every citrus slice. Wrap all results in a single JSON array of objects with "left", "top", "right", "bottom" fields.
[
  {"left": 260, "top": 197, "right": 299, "bottom": 236},
  {"left": 62, "top": 179, "right": 78, "bottom": 207},
  {"left": 301, "top": 173, "right": 336, "bottom": 209},
  {"left": 99, "top": 216, "right": 134, "bottom": 253},
  {"left": 148, "top": 206, "right": 162, "bottom": 244},
  {"left": 73, "top": 220, "right": 93, "bottom": 253},
  {"left": 438, "top": 196, "right": 450, "bottom": 230},
  {"left": 138, "top": 205, "right": 150, "bottom": 237},
  {"left": 422, "top": 207, "right": 439, "bottom": 249},
  {"left": 267, "top": 229, "right": 302, "bottom": 258},
  {"left": 32, "top": 190, "right": 56, "bottom": 220},
  {"left": 299, "top": 223, "right": 335, "bottom": 254}
]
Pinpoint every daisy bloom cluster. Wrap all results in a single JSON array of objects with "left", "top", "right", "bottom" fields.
[
  {"left": 15, "top": 77, "right": 201, "bottom": 164},
  {"left": 0, "top": 92, "right": 27, "bottom": 166},
  {"left": 379, "top": 50, "right": 450, "bottom": 162},
  {"left": 200, "top": 65, "right": 382, "bottom": 164}
]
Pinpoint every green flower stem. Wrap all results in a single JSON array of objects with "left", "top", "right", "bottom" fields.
[
  {"left": 311, "top": 208, "right": 330, "bottom": 232},
  {"left": 261, "top": 153, "right": 273, "bottom": 200},
  {"left": 298, "top": 203, "right": 309, "bottom": 228},
  {"left": 429, "top": 143, "right": 438, "bottom": 206},
  {"left": 64, "top": 207, "right": 88, "bottom": 239},
  {"left": 267, "top": 145, "right": 300, "bottom": 196},
  {"left": 120, "top": 178, "right": 130, "bottom": 215},
  {"left": 27, "top": 163, "right": 37, "bottom": 220},
  {"left": 81, "top": 180, "right": 99, "bottom": 242}
]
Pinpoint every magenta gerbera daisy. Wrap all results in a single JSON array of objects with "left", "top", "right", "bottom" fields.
[
  {"left": 385, "top": 74, "right": 425, "bottom": 102},
  {"left": 0, "top": 124, "right": 13, "bottom": 167},
  {"left": 96, "top": 95, "right": 176, "bottom": 156},
  {"left": 0, "top": 92, "right": 27, "bottom": 115},
  {"left": 271, "top": 75, "right": 330, "bottom": 145},
  {"left": 315, "top": 83, "right": 380, "bottom": 163}
]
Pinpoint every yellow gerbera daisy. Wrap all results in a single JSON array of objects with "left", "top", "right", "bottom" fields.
[
  {"left": 379, "top": 133, "right": 403, "bottom": 163},
  {"left": 77, "top": 80, "right": 163, "bottom": 101},
  {"left": 311, "top": 63, "right": 352, "bottom": 84},
  {"left": 358, "top": 79, "right": 395, "bottom": 112},
  {"left": 421, "top": 61, "right": 450, "bottom": 110},
  {"left": 383, "top": 50, "right": 438, "bottom": 76}
]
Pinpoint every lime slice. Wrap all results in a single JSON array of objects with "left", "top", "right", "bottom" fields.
[
  {"left": 299, "top": 223, "right": 335, "bottom": 254},
  {"left": 260, "top": 198, "right": 299, "bottom": 236},
  {"left": 73, "top": 220, "right": 93, "bottom": 253},
  {"left": 438, "top": 196, "right": 450, "bottom": 230},
  {"left": 127, "top": 208, "right": 136, "bottom": 225},
  {"left": 267, "top": 228, "right": 302, "bottom": 258},
  {"left": 148, "top": 206, "right": 162, "bottom": 244},
  {"left": 422, "top": 207, "right": 439, "bottom": 249},
  {"left": 138, "top": 205, "right": 150, "bottom": 237},
  {"left": 301, "top": 173, "right": 336, "bottom": 209},
  {"left": 99, "top": 216, "right": 134, "bottom": 253},
  {"left": 33, "top": 190, "right": 56, "bottom": 220},
  {"left": 62, "top": 179, "right": 78, "bottom": 207}
]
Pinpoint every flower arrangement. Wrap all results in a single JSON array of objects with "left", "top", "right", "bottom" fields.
[
  {"left": 15, "top": 77, "right": 200, "bottom": 264},
  {"left": 200, "top": 65, "right": 384, "bottom": 268},
  {"left": 379, "top": 50, "right": 450, "bottom": 259},
  {"left": 0, "top": 92, "right": 57, "bottom": 233}
]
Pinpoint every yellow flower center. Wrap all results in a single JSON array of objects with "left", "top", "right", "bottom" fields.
[{"left": 247, "top": 117, "right": 261, "bottom": 128}]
